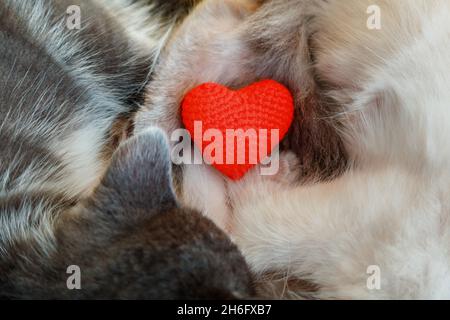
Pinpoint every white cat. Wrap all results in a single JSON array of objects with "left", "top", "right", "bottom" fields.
[{"left": 136, "top": 0, "right": 450, "bottom": 299}]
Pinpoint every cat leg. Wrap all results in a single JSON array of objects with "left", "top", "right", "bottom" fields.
[
  {"left": 229, "top": 160, "right": 450, "bottom": 299},
  {"left": 134, "top": 0, "right": 260, "bottom": 230}
]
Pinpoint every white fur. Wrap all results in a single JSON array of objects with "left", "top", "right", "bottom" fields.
[
  {"left": 229, "top": 0, "right": 450, "bottom": 299},
  {"left": 181, "top": 150, "right": 231, "bottom": 231},
  {"left": 137, "top": 0, "right": 450, "bottom": 299},
  {"left": 135, "top": 0, "right": 258, "bottom": 231}
]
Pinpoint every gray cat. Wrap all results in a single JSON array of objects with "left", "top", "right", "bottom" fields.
[{"left": 0, "top": 0, "right": 253, "bottom": 299}]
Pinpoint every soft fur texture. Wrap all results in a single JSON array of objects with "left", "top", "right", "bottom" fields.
[
  {"left": 137, "top": 0, "right": 450, "bottom": 299},
  {"left": 0, "top": 0, "right": 253, "bottom": 299}
]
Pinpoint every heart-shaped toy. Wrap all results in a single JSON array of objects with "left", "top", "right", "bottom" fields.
[{"left": 181, "top": 79, "right": 294, "bottom": 180}]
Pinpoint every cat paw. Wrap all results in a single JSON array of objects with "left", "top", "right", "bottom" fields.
[
  {"left": 227, "top": 151, "right": 300, "bottom": 210},
  {"left": 267, "top": 150, "right": 301, "bottom": 185}
]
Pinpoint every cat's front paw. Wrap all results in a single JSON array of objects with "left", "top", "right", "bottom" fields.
[
  {"left": 264, "top": 150, "right": 301, "bottom": 185},
  {"left": 245, "top": 150, "right": 302, "bottom": 186},
  {"left": 227, "top": 151, "right": 301, "bottom": 209}
]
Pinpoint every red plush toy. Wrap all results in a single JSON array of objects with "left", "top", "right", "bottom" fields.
[{"left": 181, "top": 79, "right": 294, "bottom": 180}]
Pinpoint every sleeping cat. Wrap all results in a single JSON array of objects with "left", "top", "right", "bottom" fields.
[
  {"left": 136, "top": 0, "right": 450, "bottom": 299},
  {"left": 0, "top": 0, "right": 253, "bottom": 299}
]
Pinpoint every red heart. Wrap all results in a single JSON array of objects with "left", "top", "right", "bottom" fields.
[{"left": 181, "top": 79, "right": 294, "bottom": 180}]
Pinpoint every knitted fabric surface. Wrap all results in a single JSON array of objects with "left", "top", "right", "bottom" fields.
[{"left": 181, "top": 79, "right": 294, "bottom": 180}]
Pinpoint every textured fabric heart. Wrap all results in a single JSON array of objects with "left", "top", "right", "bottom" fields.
[{"left": 181, "top": 79, "right": 294, "bottom": 180}]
